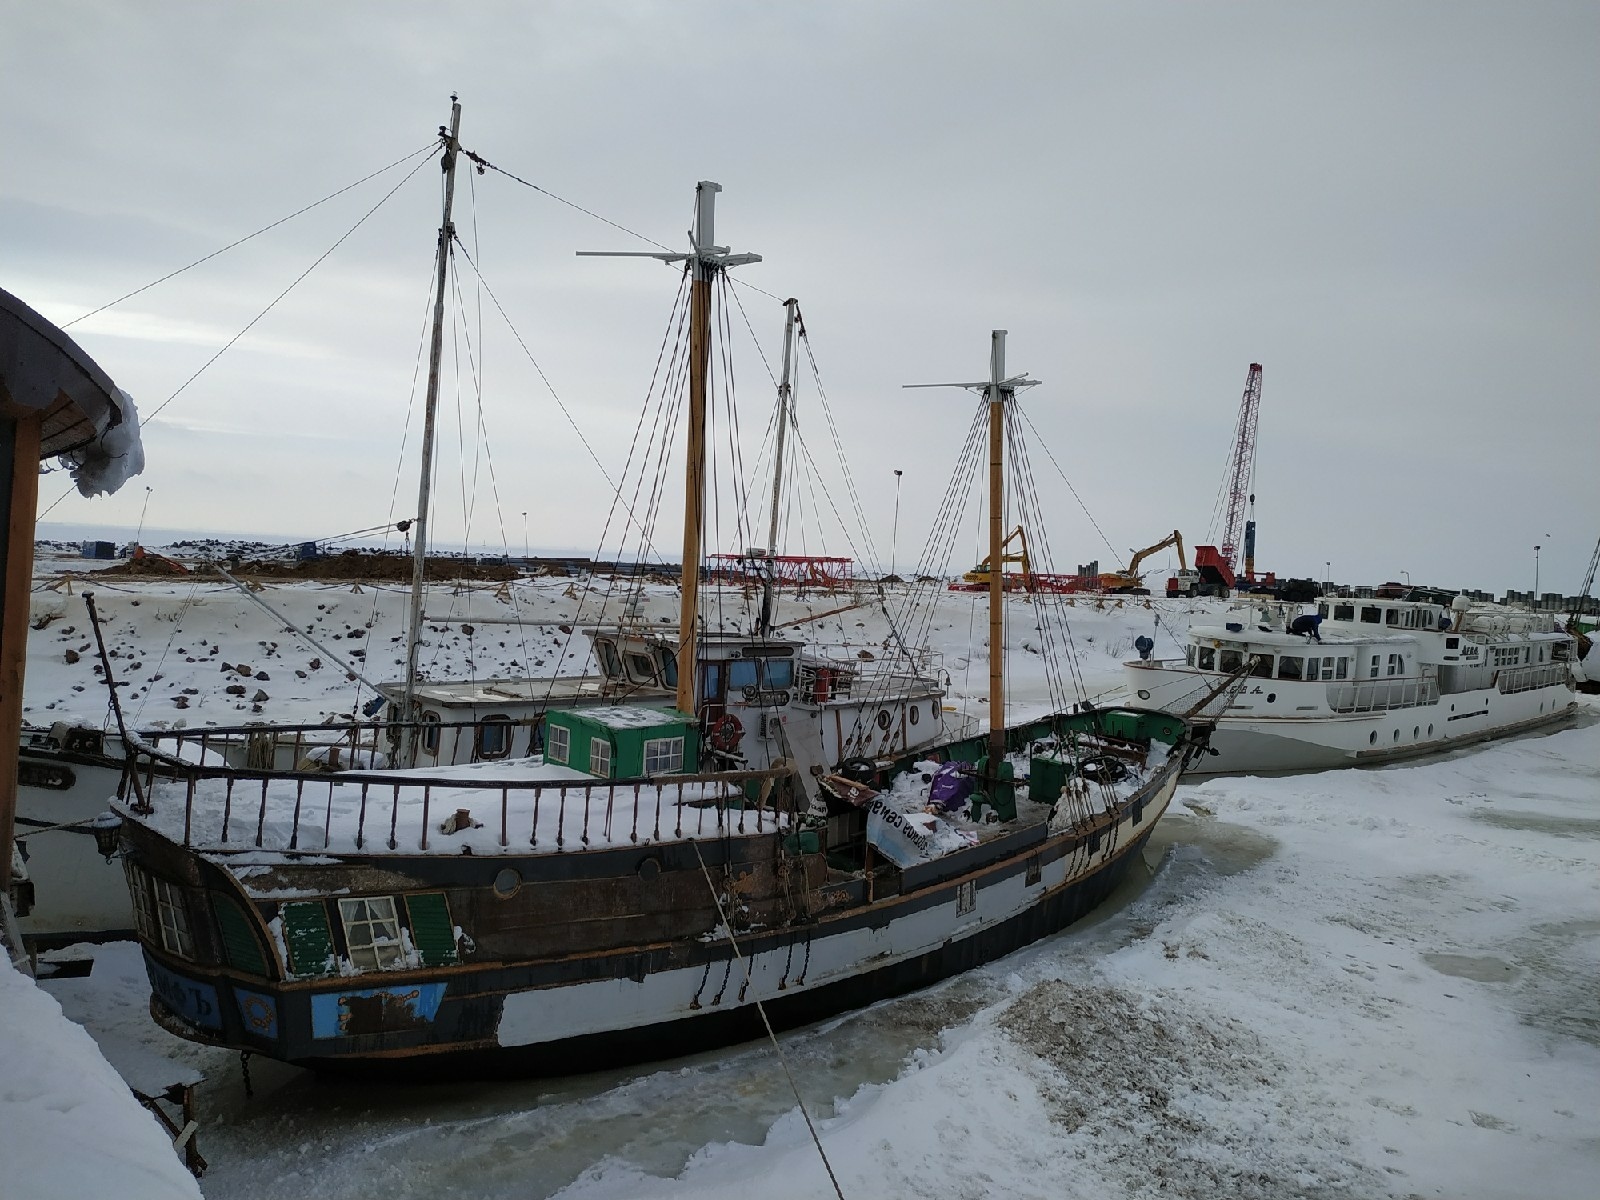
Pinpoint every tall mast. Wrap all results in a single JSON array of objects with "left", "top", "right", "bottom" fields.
[
  {"left": 402, "top": 96, "right": 462, "bottom": 758},
  {"left": 905, "top": 330, "right": 1038, "bottom": 764},
  {"left": 985, "top": 331, "right": 1007, "bottom": 763},
  {"left": 760, "top": 298, "right": 800, "bottom": 636},
  {"left": 578, "top": 182, "right": 761, "bottom": 714}
]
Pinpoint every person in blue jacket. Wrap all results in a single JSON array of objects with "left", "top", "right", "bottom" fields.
[{"left": 1289, "top": 612, "right": 1323, "bottom": 642}]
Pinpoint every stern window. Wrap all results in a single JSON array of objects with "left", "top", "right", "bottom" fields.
[
  {"left": 337, "top": 896, "right": 407, "bottom": 972},
  {"left": 153, "top": 876, "right": 195, "bottom": 959}
]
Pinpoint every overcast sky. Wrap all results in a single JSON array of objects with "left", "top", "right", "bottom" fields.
[{"left": 6, "top": 2, "right": 1596, "bottom": 595}]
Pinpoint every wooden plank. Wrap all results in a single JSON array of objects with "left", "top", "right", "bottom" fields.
[{"left": 0, "top": 412, "right": 42, "bottom": 894}]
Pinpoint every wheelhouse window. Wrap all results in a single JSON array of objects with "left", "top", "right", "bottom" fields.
[
  {"left": 1251, "top": 655, "right": 1274, "bottom": 678},
  {"left": 1445, "top": 636, "right": 1460, "bottom": 650},
  {"left": 1184, "top": 645, "right": 1196, "bottom": 667},
  {"left": 420, "top": 710, "right": 441, "bottom": 755},
  {"left": 700, "top": 662, "right": 724, "bottom": 702},
  {"left": 476, "top": 714, "right": 512, "bottom": 760},
  {"left": 1197, "top": 647, "right": 1216, "bottom": 671},
  {"left": 626, "top": 652, "right": 657, "bottom": 683},
  {"left": 152, "top": 875, "right": 195, "bottom": 958},
  {"left": 1317, "top": 603, "right": 1330, "bottom": 618},
  {"left": 1334, "top": 603, "right": 1355, "bottom": 621},
  {"left": 596, "top": 638, "right": 623, "bottom": 678},
  {"left": 763, "top": 658, "right": 795, "bottom": 689},
  {"left": 1278, "top": 656, "right": 1304, "bottom": 680},
  {"left": 1219, "top": 649, "right": 1243, "bottom": 673},
  {"left": 590, "top": 737, "right": 612, "bottom": 776},
  {"left": 1386, "top": 609, "right": 1401, "bottom": 627},
  {"left": 642, "top": 736, "right": 685, "bottom": 775},
  {"left": 728, "top": 659, "right": 759, "bottom": 691},
  {"left": 546, "top": 724, "right": 570, "bottom": 764},
  {"left": 1360, "top": 606, "right": 1381, "bottom": 624},
  {"left": 656, "top": 648, "right": 678, "bottom": 687},
  {"left": 337, "top": 896, "right": 406, "bottom": 971}
]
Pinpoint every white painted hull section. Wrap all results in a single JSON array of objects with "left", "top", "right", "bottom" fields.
[
  {"left": 498, "top": 767, "right": 1176, "bottom": 1047},
  {"left": 1126, "top": 665, "right": 1576, "bottom": 774}
]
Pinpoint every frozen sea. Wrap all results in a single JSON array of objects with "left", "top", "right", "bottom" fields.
[{"left": 18, "top": 570, "right": 1600, "bottom": 1199}]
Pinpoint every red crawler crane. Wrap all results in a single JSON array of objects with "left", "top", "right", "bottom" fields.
[{"left": 1219, "top": 363, "right": 1263, "bottom": 579}]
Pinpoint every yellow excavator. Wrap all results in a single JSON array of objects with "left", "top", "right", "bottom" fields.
[
  {"left": 959, "top": 525, "right": 1034, "bottom": 591},
  {"left": 1099, "top": 530, "right": 1185, "bottom": 594}
]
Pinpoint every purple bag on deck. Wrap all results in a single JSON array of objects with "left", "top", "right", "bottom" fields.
[{"left": 928, "top": 762, "right": 975, "bottom": 812}]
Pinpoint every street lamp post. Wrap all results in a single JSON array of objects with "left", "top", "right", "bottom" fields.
[
  {"left": 1401, "top": 570, "right": 1410, "bottom": 588},
  {"left": 1325, "top": 560, "right": 1331, "bottom": 590},
  {"left": 1533, "top": 544, "right": 1541, "bottom": 606},
  {"left": 889, "top": 468, "right": 904, "bottom": 579}
]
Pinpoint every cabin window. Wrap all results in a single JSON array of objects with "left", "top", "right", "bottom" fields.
[
  {"left": 1334, "top": 604, "right": 1355, "bottom": 621},
  {"left": 1317, "top": 603, "right": 1329, "bottom": 619},
  {"left": 700, "top": 663, "right": 724, "bottom": 702},
  {"left": 1197, "top": 647, "right": 1216, "bottom": 671},
  {"left": 1360, "top": 606, "right": 1381, "bottom": 624},
  {"left": 1446, "top": 636, "right": 1459, "bottom": 650},
  {"left": 728, "top": 659, "right": 759, "bottom": 692},
  {"left": 1278, "top": 656, "right": 1304, "bottom": 681},
  {"left": 626, "top": 652, "right": 657, "bottom": 683},
  {"left": 152, "top": 875, "right": 195, "bottom": 959},
  {"left": 1386, "top": 609, "right": 1401, "bottom": 627},
  {"left": 337, "top": 897, "right": 406, "bottom": 972},
  {"left": 656, "top": 649, "right": 678, "bottom": 687},
  {"left": 1251, "top": 655, "right": 1273, "bottom": 678},
  {"left": 1332, "top": 657, "right": 1349, "bottom": 680},
  {"left": 764, "top": 659, "right": 795, "bottom": 689},
  {"left": 1219, "top": 649, "right": 1243, "bottom": 673},
  {"left": 1185, "top": 645, "right": 1196, "bottom": 667},
  {"left": 1387, "top": 653, "right": 1403, "bottom": 676},
  {"left": 1369, "top": 655, "right": 1381, "bottom": 679},
  {"left": 546, "top": 724, "right": 570, "bottom": 764},
  {"left": 643, "top": 736, "right": 686, "bottom": 775},
  {"left": 477, "top": 715, "right": 512, "bottom": 760},
  {"left": 596, "top": 639, "right": 623, "bottom": 678},
  {"left": 590, "top": 737, "right": 613, "bottom": 777}
]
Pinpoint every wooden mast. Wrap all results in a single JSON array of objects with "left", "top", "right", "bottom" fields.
[
  {"left": 985, "top": 331, "right": 1007, "bottom": 764},
  {"left": 402, "top": 97, "right": 463, "bottom": 763},
  {"left": 904, "top": 331, "right": 1038, "bottom": 768},
  {"left": 578, "top": 182, "right": 761, "bottom": 716},
  {"left": 759, "top": 298, "right": 800, "bottom": 637}
]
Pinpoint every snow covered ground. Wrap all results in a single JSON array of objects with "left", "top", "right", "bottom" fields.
[{"left": 18, "top": 560, "right": 1600, "bottom": 1199}]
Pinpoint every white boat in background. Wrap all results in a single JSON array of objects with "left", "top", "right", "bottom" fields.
[{"left": 1125, "top": 593, "right": 1579, "bottom": 774}]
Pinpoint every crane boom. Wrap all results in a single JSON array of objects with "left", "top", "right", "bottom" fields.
[{"left": 1219, "top": 364, "right": 1263, "bottom": 576}]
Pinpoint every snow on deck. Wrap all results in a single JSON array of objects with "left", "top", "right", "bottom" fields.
[{"left": 125, "top": 756, "right": 784, "bottom": 857}]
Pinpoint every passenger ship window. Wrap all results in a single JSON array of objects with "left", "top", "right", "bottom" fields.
[
  {"left": 1333, "top": 604, "right": 1355, "bottom": 621},
  {"left": 1278, "top": 656, "right": 1304, "bottom": 680},
  {"left": 1197, "top": 647, "right": 1215, "bottom": 670},
  {"left": 1361, "top": 606, "right": 1381, "bottom": 624}
]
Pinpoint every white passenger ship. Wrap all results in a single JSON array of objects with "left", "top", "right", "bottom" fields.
[{"left": 1125, "top": 594, "right": 1578, "bottom": 773}]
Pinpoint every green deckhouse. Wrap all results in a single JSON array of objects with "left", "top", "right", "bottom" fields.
[{"left": 543, "top": 706, "right": 699, "bottom": 779}]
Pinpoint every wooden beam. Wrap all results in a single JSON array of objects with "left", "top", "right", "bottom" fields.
[{"left": 0, "top": 412, "right": 42, "bottom": 894}]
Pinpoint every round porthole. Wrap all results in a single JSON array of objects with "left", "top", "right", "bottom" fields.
[
  {"left": 637, "top": 856, "right": 662, "bottom": 881},
  {"left": 1369, "top": 731, "right": 1378, "bottom": 745},
  {"left": 493, "top": 867, "right": 521, "bottom": 899},
  {"left": 1266, "top": 693, "right": 1276, "bottom": 704},
  {"left": 1413, "top": 726, "right": 1420, "bottom": 739},
  {"left": 1428, "top": 724, "right": 1434, "bottom": 736},
  {"left": 930, "top": 703, "right": 940, "bottom": 722},
  {"left": 876, "top": 709, "right": 892, "bottom": 730},
  {"left": 1137, "top": 689, "right": 1152, "bottom": 701}
]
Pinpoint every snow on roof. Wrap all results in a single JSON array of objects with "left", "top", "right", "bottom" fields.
[{"left": 558, "top": 705, "right": 690, "bottom": 731}]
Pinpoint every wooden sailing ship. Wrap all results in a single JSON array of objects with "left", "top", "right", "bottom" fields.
[{"left": 112, "top": 101, "right": 1209, "bottom": 1076}]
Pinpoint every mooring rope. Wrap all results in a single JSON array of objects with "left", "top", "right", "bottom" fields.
[{"left": 690, "top": 840, "right": 846, "bottom": 1200}]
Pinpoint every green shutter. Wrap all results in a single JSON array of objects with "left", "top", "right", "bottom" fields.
[
  {"left": 405, "top": 893, "right": 458, "bottom": 967},
  {"left": 213, "top": 894, "right": 269, "bottom": 975},
  {"left": 281, "top": 901, "right": 335, "bottom": 977}
]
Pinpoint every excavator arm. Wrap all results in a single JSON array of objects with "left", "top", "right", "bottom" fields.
[{"left": 1125, "top": 530, "right": 1184, "bottom": 579}]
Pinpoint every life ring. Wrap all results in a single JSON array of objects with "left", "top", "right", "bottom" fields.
[{"left": 707, "top": 713, "right": 744, "bottom": 754}]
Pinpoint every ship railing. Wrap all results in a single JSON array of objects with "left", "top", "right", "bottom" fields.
[
  {"left": 137, "top": 719, "right": 425, "bottom": 772},
  {"left": 1325, "top": 678, "right": 1439, "bottom": 714},
  {"left": 118, "top": 733, "right": 800, "bottom": 857},
  {"left": 1495, "top": 663, "right": 1569, "bottom": 694},
  {"left": 798, "top": 646, "right": 945, "bottom": 700}
]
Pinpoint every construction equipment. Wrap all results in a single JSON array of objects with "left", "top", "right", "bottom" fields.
[
  {"left": 1217, "top": 364, "right": 1263, "bottom": 580},
  {"left": 1099, "top": 530, "right": 1185, "bottom": 594},
  {"left": 958, "top": 525, "right": 1033, "bottom": 591}
]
